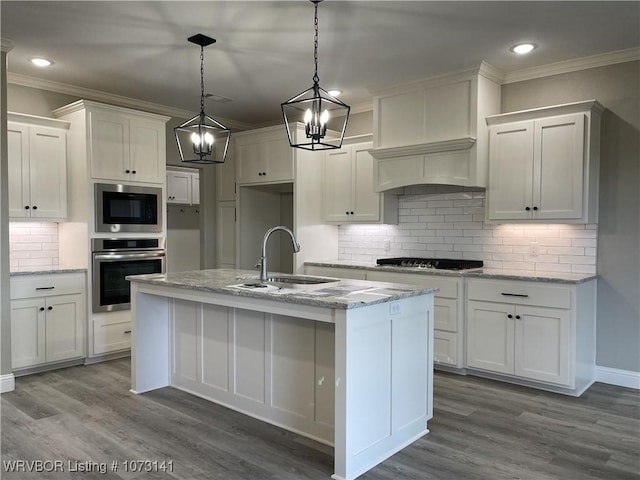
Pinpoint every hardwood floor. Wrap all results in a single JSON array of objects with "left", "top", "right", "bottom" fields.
[{"left": 2, "top": 358, "right": 638, "bottom": 479}]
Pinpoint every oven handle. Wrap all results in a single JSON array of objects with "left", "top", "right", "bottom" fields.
[{"left": 93, "top": 251, "right": 166, "bottom": 261}]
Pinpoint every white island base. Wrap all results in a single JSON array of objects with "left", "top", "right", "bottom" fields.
[{"left": 130, "top": 278, "right": 434, "bottom": 480}]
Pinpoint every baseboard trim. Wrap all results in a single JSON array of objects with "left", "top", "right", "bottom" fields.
[
  {"left": 595, "top": 366, "right": 640, "bottom": 389},
  {"left": 0, "top": 373, "right": 15, "bottom": 393}
]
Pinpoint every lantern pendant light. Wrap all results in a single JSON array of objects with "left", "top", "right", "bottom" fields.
[
  {"left": 175, "top": 34, "right": 231, "bottom": 164},
  {"left": 281, "top": 0, "right": 350, "bottom": 151}
]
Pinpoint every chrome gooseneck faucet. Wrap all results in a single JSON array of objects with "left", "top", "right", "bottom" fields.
[{"left": 259, "top": 226, "right": 301, "bottom": 281}]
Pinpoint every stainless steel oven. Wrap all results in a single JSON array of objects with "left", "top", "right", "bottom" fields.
[
  {"left": 95, "top": 183, "right": 162, "bottom": 233},
  {"left": 92, "top": 238, "right": 166, "bottom": 313}
]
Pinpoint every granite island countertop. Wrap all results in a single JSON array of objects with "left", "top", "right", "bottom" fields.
[
  {"left": 127, "top": 268, "right": 437, "bottom": 310},
  {"left": 305, "top": 260, "right": 597, "bottom": 284}
]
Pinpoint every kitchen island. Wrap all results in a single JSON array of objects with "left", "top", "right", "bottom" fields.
[{"left": 128, "top": 268, "right": 436, "bottom": 480}]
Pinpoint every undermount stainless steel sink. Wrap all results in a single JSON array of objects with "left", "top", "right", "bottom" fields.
[{"left": 239, "top": 275, "right": 339, "bottom": 286}]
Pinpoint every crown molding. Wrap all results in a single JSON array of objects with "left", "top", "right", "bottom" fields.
[
  {"left": 503, "top": 47, "right": 640, "bottom": 84},
  {"left": 7, "top": 72, "right": 255, "bottom": 131},
  {"left": 1, "top": 38, "right": 14, "bottom": 53}
]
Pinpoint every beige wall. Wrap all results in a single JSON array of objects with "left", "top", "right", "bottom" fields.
[{"left": 501, "top": 61, "right": 640, "bottom": 373}]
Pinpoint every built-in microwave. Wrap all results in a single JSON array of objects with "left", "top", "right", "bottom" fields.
[{"left": 95, "top": 183, "right": 162, "bottom": 233}]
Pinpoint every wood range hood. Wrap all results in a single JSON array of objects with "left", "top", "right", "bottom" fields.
[{"left": 368, "top": 62, "right": 503, "bottom": 192}]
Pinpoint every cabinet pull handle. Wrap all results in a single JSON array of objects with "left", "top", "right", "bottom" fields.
[
  {"left": 515, "top": 315, "right": 521, "bottom": 320},
  {"left": 24, "top": 205, "right": 30, "bottom": 210},
  {"left": 39, "top": 307, "right": 45, "bottom": 312},
  {"left": 507, "top": 314, "right": 513, "bottom": 319},
  {"left": 132, "top": 170, "right": 137, "bottom": 174},
  {"left": 32, "top": 205, "right": 37, "bottom": 210},
  {"left": 125, "top": 169, "right": 130, "bottom": 174},
  {"left": 36, "top": 286, "right": 55, "bottom": 290},
  {"left": 525, "top": 206, "right": 531, "bottom": 211},
  {"left": 124, "top": 330, "right": 132, "bottom": 334},
  {"left": 47, "top": 306, "right": 53, "bottom": 311},
  {"left": 501, "top": 292, "right": 529, "bottom": 298},
  {"left": 533, "top": 206, "right": 538, "bottom": 211}
]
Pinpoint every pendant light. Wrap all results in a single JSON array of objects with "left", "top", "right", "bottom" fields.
[
  {"left": 175, "top": 34, "right": 231, "bottom": 164},
  {"left": 281, "top": 0, "right": 350, "bottom": 151}
]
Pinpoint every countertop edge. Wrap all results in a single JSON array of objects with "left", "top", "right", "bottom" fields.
[
  {"left": 305, "top": 261, "right": 598, "bottom": 284},
  {"left": 10, "top": 268, "right": 88, "bottom": 277}
]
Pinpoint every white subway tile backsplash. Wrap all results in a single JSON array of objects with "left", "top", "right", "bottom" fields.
[
  {"left": 9, "top": 222, "right": 60, "bottom": 272},
  {"left": 338, "top": 191, "right": 598, "bottom": 273}
]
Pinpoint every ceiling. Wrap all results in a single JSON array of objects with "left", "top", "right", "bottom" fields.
[{"left": 2, "top": 1, "right": 639, "bottom": 129}]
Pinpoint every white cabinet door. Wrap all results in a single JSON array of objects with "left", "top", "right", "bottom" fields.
[
  {"left": 28, "top": 125, "right": 67, "bottom": 219},
  {"left": 7, "top": 122, "right": 67, "bottom": 219},
  {"left": 129, "top": 118, "right": 165, "bottom": 183},
  {"left": 7, "top": 123, "right": 30, "bottom": 218},
  {"left": 514, "top": 305, "right": 570, "bottom": 385},
  {"left": 323, "top": 148, "right": 352, "bottom": 222},
  {"left": 10, "top": 298, "right": 46, "bottom": 369},
  {"left": 236, "top": 140, "right": 262, "bottom": 183},
  {"left": 263, "top": 136, "right": 293, "bottom": 182},
  {"left": 466, "top": 300, "right": 514, "bottom": 375},
  {"left": 90, "top": 110, "right": 129, "bottom": 181},
  {"left": 351, "top": 146, "right": 380, "bottom": 222},
  {"left": 534, "top": 113, "right": 585, "bottom": 220},
  {"left": 167, "top": 170, "right": 192, "bottom": 204},
  {"left": 487, "top": 121, "right": 534, "bottom": 221},
  {"left": 45, "top": 294, "right": 84, "bottom": 363}
]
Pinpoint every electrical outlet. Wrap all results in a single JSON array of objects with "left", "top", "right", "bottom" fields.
[{"left": 390, "top": 302, "right": 401, "bottom": 315}]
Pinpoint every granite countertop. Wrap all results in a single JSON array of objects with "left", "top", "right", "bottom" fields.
[
  {"left": 305, "top": 260, "right": 597, "bottom": 284},
  {"left": 10, "top": 268, "right": 88, "bottom": 277},
  {"left": 127, "top": 268, "right": 437, "bottom": 310}
]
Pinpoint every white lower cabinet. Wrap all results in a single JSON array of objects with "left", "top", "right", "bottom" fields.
[
  {"left": 10, "top": 273, "right": 85, "bottom": 370},
  {"left": 466, "top": 278, "right": 595, "bottom": 395},
  {"left": 306, "top": 265, "right": 463, "bottom": 368}
]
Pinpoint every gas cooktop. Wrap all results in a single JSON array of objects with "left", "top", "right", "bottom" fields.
[{"left": 376, "top": 257, "right": 483, "bottom": 270}]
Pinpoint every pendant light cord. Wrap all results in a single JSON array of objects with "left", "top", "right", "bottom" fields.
[
  {"left": 200, "top": 45, "right": 206, "bottom": 115},
  {"left": 313, "top": 0, "right": 319, "bottom": 86}
]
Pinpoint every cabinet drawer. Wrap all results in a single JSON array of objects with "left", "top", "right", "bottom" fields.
[
  {"left": 93, "top": 318, "right": 132, "bottom": 355},
  {"left": 10, "top": 273, "right": 85, "bottom": 299},
  {"left": 434, "top": 297, "right": 458, "bottom": 332},
  {"left": 434, "top": 331, "right": 459, "bottom": 367},
  {"left": 366, "top": 271, "right": 459, "bottom": 298},
  {"left": 467, "top": 279, "right": 571, "bottom": 309},
  {"left": 304, "top": 266, "right": 367, "bottom": 280}
]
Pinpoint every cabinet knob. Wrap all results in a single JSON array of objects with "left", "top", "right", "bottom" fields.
[
  {"left": 525, "top": 207, "right": 531, "bottom": 211},
  {"left": 345, "top": 211, "right": 349, "bottom": 215},
  {"left": 507, "top": 314, "right": 513, "bottom": 319},
  {"left": 515, "top": 315, "right": 521, "bottom": 320},
  {"left": 25, "top": 205, "right": 30, "bottom": 210},
  {"left": 32, "top": 205, "right": 37, "bottom": 210},
  {"left": 39, "top": 307, "right": 45, "bottom": 311},
  {"left": 47, "top": 306, "right": 53, "bottom": 311},
  {"left": 132, "top": 170, "right": 137, "bottom": 174},
  {"left": 125, "top": 169, "right": 130, "bottom": 174},
  {"left": 350, "top": 211, "right": 354, "bottom": 215},
  {"left": 533, "top": 206, "right": 538, "bottom": 211}
]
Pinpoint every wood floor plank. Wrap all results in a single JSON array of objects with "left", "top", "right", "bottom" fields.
[{"left": 1, "top": 359, "right": 638, "bottom": 480}]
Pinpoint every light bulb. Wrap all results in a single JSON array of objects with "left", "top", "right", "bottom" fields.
[
  {"left": 320, "top": 110, "right": 329, "bottom": 126},
  {"left": 204, "top": 132, "right": 214, "bottom": 145},
  {"left": 191, "top": 132, "right": 200, "bottom": 145},
  {"left": 304, "top": 109, "right": 313, "bottom": 125}
]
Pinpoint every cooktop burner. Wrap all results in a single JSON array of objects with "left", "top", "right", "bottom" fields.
[{"left": 376, "top": 257, "right": 483, "bottom": 270}]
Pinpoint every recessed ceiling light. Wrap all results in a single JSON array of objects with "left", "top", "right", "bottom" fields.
[
  {"left": 510, "top": 43, "right": 536, "bottom": 55},
  {"left": 327, "top": 89, "right": 342, "bottom": 97},
  {"left": 30, "top": 57, "right": 53, "bottom": 67}
]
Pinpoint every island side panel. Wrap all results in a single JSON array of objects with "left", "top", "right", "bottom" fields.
[
  {"left": 130, "top": 283, "right": 171, "bottom": 393},
  {"left": 333, "top": 293, "right": 433, "bottom": 480}
]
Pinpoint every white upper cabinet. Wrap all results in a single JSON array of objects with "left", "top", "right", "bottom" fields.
[
  {"left": 7, "top": 114, "right": 69, "bottom": 220},
  {"left": 235, "top": 127, "right": 293, "bottom": 185},
  {"left": 369, "top": 63, "right": 502, "bottom": 191},
  {"left": 322, "top": 139, "right": 397, "bottom": 224},
  {"left": 166, "top": 167, "right": 200, "bottom": 205},
  {"left": 486, "top": 100, "right": 603, "bottom": 223},
  {"left": 90, "top": 110, "right": 166, "bottom": 183}
]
